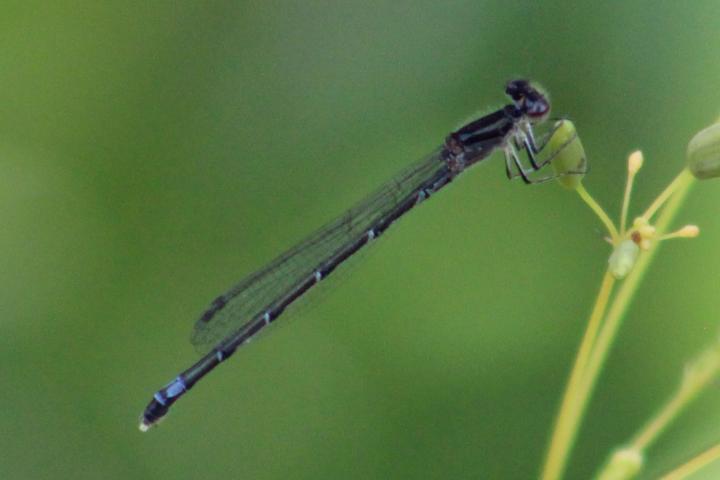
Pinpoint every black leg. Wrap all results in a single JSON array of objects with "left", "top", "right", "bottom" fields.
[
  {"left": 530, "top": 117, "right": 567, "bottom": 151},
  {"left": 523, "top": 137, "right": 541, "bottom": 170},
  {"left": 505, "top": 124, "right": 587, "bottom": 185},
  {"left": 521, "top": 168, "right": 588, "bottom": 184},
  {"left": 534, "top": 129, "right": 583, "bottom": 170},
  {"left": 504, "top": 151, "right": 514, "bottom": 180},
  {"left": 518, "top": 122, "right": 562, "bottom": 170},
  {"left": 507, "top": 145, "right": 532, "bottom": 184}
]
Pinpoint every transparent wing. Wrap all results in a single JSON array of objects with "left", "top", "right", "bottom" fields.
[{"left": 190, "top": 147, "right": 447, "bottom": 352}]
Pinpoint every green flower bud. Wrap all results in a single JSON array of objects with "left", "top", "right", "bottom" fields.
[
  {"left": 597, "top": 448, "right": 643, "bottom": 480},
  {"left": 687, "top": 123, "right": 720, "bottom": 180},
  {"left": 608, "top": 239, "right": 640, "bottom": 279},
  {"left": 547, "top": 120, "right": 587, "bottom": 190}
]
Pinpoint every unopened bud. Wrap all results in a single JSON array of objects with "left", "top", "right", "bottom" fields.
[
  {"left": 676, "top": 225, "right": 700, "bottom": 238},
  {"left": 662, "top": 224, "right": 700, "bottom": 240},
  {"left": 597, "top": 448, "right": 644, "bottom": 480},
  {"left": 687, "top": 123, "right": 720, "bottom": 180},
  {"left": 548, "top": 120, "right": 587, "bottom": 190},
  {"left": 608, "top": 239, "right": 640, "bottom": 279},
  {"left": 628, "top": 150, "right": 644, "bottom": 175}
]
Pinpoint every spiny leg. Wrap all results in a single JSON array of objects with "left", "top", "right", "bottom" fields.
[
  {"left": 525, "top": 117, "right": 566, "bottom": 153},
  {"left": 505, "top": 144, "right": 534, "bottom": 184},
  {"left": 505, "top": 152, "right": 514, "bottom": 180},
  {"left": 507, "top": 122, "right": 589, "bottom": 184},
  {"left": 515, "top": 121, "right": 563, "bottom": 171},
  {"left": 535, "top": 129, "right": 587, "bottom": 174},
  {"left": 507, "top": 138, "right": 587, "bottom": 185},
  {"left": 523, "top": 137, "right": 542, "bottom": 171}
]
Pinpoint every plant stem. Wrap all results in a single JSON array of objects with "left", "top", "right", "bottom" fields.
[
  {"left": 632, "top": 346, "right": 720, "bottom": 451},
  {"left": 594, "top": 342, "right": 720, "bottom": 479},
  {"left": 576, "top": 184, "right": 620, "bottom": 242},
  {"left": 541, "top": 272, "right": 615, "bottom": 480},
  {"left": 620, "top": 167, "right": 638, "bottom": 236},
  {"left": 541, "top": 170, "right": 695, "bottom": 480},
  {"left": 641, "top": 170, "right": 691, "bottom": 221},
  {"left": 630, "top": 385, "right": 695, "bottom": 453},
  {"left": 660, "top": 443, "right": 720, "bottom": 480}
]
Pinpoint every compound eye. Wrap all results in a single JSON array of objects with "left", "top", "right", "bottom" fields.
[
  {"left": 505, "top": 79, "right": 529, "bottom": 100},
  {"left": 526, "top": 99, "right": 550, "bottom": 119}
]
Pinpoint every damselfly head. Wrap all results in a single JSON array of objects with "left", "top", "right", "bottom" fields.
[{"left": 506, "top": 79, "right": 550, "bottom": 123}]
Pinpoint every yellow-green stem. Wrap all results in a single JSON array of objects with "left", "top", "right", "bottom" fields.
[
  {"left": 576, "top": 184, "right": 620, "bottom": 242},
  {"left": 660, "top": 443, "right": 720, "bottom": 480},
  {"left": 577, "top": 171, "right": 694, "bottom": 471},
  {"left": 632, "top": 345, "right": 720, "bottom": 452},
  {"left": 594, "top": 343, "right": 720, "bottom": 479},
  {"left": 642, "top": 170, "right": 691, "bottom": 221},
  {"left": 541, "top": 170, "right": 695, "bottom": 480},
  {"left": 631, "top": 385, "right": 695, "bottom": 453},
  {"left": 620, "top": 171, "right": 637, "bottom": 236},
  {"left": 541, "top": 272, "right": 615, "bottom": 480}
]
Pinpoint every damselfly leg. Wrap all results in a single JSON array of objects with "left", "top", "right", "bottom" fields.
[{"left": 505, "top": 120, "right": 587, "bottom": 184}]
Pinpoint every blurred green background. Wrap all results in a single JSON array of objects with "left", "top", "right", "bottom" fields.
[{"left": 2, "top": 1, "right": 720, "bottom": 479}]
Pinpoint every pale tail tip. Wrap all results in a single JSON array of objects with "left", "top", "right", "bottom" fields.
[{"left": 139, "top": 420, "right": 152, "bottom": 432}]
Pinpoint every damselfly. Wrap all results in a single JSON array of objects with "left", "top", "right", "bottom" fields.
[{"left": 139, "top": 79, "right": 579, "bottom": 431}]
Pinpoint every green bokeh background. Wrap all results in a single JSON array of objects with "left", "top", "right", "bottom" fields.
[{"left": 2, "top": 2, "right": 720, "bottom": 479}]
